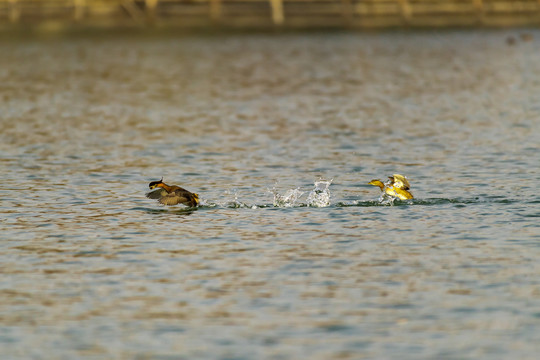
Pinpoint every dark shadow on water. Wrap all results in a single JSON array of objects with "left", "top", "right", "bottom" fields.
[
  {"left": 131, "top": 207, "right": 198, "bottom": 216},
  {"left": 336, "top": 197, "right": 521, "bottom": 208},
  {"left": 133, "top": 196, "right": 523, "bottom": 213}
]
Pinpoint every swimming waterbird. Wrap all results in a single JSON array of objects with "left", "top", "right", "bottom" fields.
[
  {"left": 368, "top": 174, "right": 413, "bottom": 200},
  {"left": 146, "top": 178, "right": 199, "bottom": 207}
]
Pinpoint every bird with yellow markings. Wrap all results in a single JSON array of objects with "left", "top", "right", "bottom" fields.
[
  {"left": 368, "top": 174, "right": 413, "bottom": 200},
  {"left": 146, "top": 178, "right": 200, "bottom": 207}
]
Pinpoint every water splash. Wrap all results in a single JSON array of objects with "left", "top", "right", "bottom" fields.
[
  {"left": 197, "top": 198, "right": 213, "bottom": 207},
  {"left": 221, "top": 189, "right": 253, "bottom": 208},
  {"left": 272, "top": 187, "right": 305, "bottom": 207},
  {"left": 378, "top": 193, "right": 397, "bottom": 206},
  {"left": 306, "top": 179, "right": 332, "bottom": 207}
]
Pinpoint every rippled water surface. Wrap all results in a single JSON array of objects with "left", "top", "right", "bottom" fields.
[{"left": 1, "top": 30, "right": 540, "bottom": 359}]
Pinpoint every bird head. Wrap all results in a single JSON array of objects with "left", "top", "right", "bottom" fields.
[
  {"left": 368, "top": 179, "right": 385, "bottom": 191},
  {"left": 149, "top": 177, "right": 165, "bottom": 189}
]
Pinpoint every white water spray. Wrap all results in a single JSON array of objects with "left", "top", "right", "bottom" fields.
[{"left": 306, "top": 179, "right": 332, "bottom": 207}]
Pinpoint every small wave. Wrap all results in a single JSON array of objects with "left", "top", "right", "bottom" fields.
[
  {"left": 335, "top": 200, "right": 401, "bottom": 207},
  {"left": 223, "top": 201, "right": 261, "bottom": 209},
  {"left": 131, "top": 206, "right": 198, "bottom": 215},
  {"left": 410, "top": 197, "right": 519, "bottom": 206},
  {"left": 336, "top": 197, "right": 519, "bottom": 208},
  {"left": 202, "top": 189, "right": 259, "bottom": 209}
]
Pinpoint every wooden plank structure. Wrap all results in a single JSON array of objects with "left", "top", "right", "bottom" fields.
[{"left": 1, "top": 0, "right": 540, "bottom": 28}]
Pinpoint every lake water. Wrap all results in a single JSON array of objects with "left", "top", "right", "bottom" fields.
[{"left": 1, "top": 30, "right": 540, "bottom": 359}]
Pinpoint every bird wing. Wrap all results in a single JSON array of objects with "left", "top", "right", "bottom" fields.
[
  {"left": 385, "top": 186, "right": 413, "bottom": 200},
  {"left": 392, "top": 174, "right": 411, "bottom": 190},
  {"left": 158, "top": 189, "right": 195, "bottom": 206},
  {"left": 146, "top": 188, "right": 169, "bottom": 199},
  {"left": 395, "top": 188, "right": 413, "bottom": 200}
]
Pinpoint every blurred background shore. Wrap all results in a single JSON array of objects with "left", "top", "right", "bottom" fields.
[{"left": 1, "top": 0, "right": 540, "bottom": 32}]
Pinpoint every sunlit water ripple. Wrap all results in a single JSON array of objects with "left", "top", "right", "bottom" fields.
[{"left": 1, "top": 30, "right": 540, "bottom": 359}]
